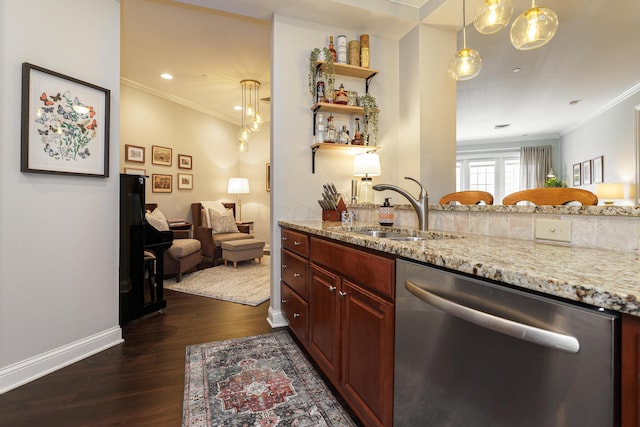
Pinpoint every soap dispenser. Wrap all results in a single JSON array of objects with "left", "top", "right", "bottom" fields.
[{"left": 379, "top": 198, "right": 394, "bottom": 226}]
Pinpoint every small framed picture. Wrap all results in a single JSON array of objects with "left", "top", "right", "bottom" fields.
[
  {"left": 124, "top": 167, "right": 145, "bottom": 175},
  {"left": 266, "top": 162, "right": 271, "bottom": 192},
  {"left": 152, "top": 145, "right": 172, "bottom": 166},
  {"left": 592, "top": 155, "right": 603, "bottom": 184},
  {"left": 125, "top": 144, "right": 145, "bottom": 163},
  {"left": 573, "top": 163, "right": 581, "bottom": 186},
  {"left": 178, "top": 154, "right": 192, "bottom": 169},
  {"left": 21, "top": 63, "right": 110, "bottom": 177},
  {"left": 151, "top": 174, "right": 172, "bottom": 193},
  {"left": 581, "top": 160, "right": 592, "bottom": 185},
  {"left": 177, "top": 173, "right": 193, "bottom": 190}
]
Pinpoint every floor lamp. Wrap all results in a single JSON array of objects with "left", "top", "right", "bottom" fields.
[{"left": 228, "top": 177, "right": 250, "bottom": 222}]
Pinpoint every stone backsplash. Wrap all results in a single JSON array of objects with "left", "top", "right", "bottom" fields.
[{"left": 349, "top": 204, "right": 640, "bottom": 251}]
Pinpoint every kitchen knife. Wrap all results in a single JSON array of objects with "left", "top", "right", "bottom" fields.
[{"left": 330, "top": 183, "right": 338, "bottom": 196}]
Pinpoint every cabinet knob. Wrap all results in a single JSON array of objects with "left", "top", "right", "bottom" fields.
[
  {"left": 329, "top": 286, "right": 337, "bottom": 292},
  {"left": 338, "top": 291, "right": 347, "bottom": 297},
  {"left": 294, "top": 273, "right": 301, "bottom": 278},
  {"left": 282, "top": 236, "right": 288, "bottom": 241},
  {"left": 294, "top": 241, "right": 301, "bottom": 246},
  {"left": 293, "top": 313, "right": 301, "bottom": 318},
  {"left": 281, "top": 299, "right": 288, "bottom": 304},
  {"left": 281, "top": 264, "right": 288, "bottom": 268}
]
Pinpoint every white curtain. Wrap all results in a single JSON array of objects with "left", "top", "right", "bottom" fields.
[{"left": 520, "top": 145, "right": 552, "bottom": 189}]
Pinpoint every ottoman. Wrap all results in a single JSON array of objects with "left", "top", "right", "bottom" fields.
[
  {"left": 221, "top": 239, "right": 265, "bottom": 268},
  {"left": 164, "top": 238, "right": 202, "bottom": 282}
]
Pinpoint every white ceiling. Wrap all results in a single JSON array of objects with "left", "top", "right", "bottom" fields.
[{"left": 121, "top": 0, "right": 640, "bottom": 142}]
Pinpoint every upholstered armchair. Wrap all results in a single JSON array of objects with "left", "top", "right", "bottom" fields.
[
  {"left": 191, "top": 202, "right": 253, "bottom": 266},
  {"left": 146, "top": 204, "right": 202, "bottom": 282}
]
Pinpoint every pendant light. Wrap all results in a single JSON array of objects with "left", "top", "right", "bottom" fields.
[
  {"left": 448, "top": 0, "right": 482, "bottom": 81},
  {"left": 510, "top": 0, "right": 558, "bottom": 50},
  {"left": 238, "top": 79, "right": 262, "bottom": 143},
  {"left": 474, "top": 0, "right": 513, "bottom": 34}
]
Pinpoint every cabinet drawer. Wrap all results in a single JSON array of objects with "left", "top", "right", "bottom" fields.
[
  {"left": 310, "top": 236, "right": 395, "bottom": 300},
  {"left": 281, "top": 249, "right": 308, "bottom": 300},
  {"left": 281, "top": 282, "right": 308, "bottom": 343},
  {"left": 281, "top": 228, "right": 309, "bottom": 257}
]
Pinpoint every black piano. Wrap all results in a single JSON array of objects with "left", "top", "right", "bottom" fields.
[{"left": 119, "top": 174, "right": 172, "bottom": 326}]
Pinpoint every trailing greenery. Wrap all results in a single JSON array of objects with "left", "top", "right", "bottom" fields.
[
  {"left": 358, "top": 93, "right": 379, "bottom": 145},
  {"left": 308, "top": 47, "right": 335, "bottom": 100}
]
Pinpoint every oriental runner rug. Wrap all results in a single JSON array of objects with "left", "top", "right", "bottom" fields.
[{"left": 182, "top": 331, "right": 356, "bottom": 427}]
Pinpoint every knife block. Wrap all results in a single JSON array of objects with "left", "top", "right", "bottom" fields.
[{"left": 322, "top": 197, "right": 347, "bottom": 221}]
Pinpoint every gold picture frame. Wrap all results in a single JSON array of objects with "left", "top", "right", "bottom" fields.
[
  {"left": 152, "top": 145, "right": 172, "bottom": 166},
  {"left": 152, "top": 174, "right": 172, "bottom": 193}
]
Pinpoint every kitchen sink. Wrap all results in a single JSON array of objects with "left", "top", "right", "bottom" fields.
[{"left": 352, "top": 229, "right": 462, "bottom": 241}]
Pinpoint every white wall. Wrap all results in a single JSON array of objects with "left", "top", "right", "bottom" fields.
[
  {"left": 0, "top": 0, "right": 122, "bottom": 392},
  {"left": 120, "top": 84, "right": 271, "bottom": 245},
  {"left": 269, "top": 14, "right": 401, "bottom": 326},
  {"left": 563, "top": 91, "right": 640, "bottom": 199}
]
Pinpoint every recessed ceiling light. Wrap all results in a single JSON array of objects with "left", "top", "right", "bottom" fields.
[
  {"left": 234, "top": 105, "right": 242, "bottom": 111},
  {"left": 495, "top": 124, "right": 511, "bottom": 129},
  {"left": 569, "top": 99, "right": 581, "bottom": 105},
  {"left": 160, "top": 73, "right": 173, "bottom": 80},
  {"left": 512, "top": 67, "right": 521, "bottom": 73}
]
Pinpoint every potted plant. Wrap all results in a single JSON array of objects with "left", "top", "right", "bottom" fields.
[
  {"left": 358, "top": 93, "right": 379, "bottom": 145},
  {"left": 308, "top": 47, "right": 335, "bottom": 102}
]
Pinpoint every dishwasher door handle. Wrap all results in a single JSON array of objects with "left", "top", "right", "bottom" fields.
[{"left": 405, "top": 280, "right": 580, "bottom": 353}]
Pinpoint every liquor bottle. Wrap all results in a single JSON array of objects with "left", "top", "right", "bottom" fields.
[
  {"left": 315, "top": 72, "right": 325, "bottom": 103},
  {"left": 334, "top": 84, "right": 348, "bottom": 105},
  {"left": 351, "top": 118, "right": 362, "bottom": 145},
  {"left": 339, "top": 125, "right": 350, "bottom": 144},
  {"left": 325, "top": 114, "right": 337, "bottom": 143},
  {"left": 328, "top": 35, "right": 337, "bottom": 62},
  {"left": 315, "top": 113, "right": 326, "bottom": 143}
]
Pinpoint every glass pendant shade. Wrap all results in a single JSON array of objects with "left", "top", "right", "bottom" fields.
[
  {"left": 510, "top": 4, "right": 558, "bottom": 50},
  {"left": 448, "top": 48, "right": 482, "bottom": 81},
  {"left": 474, "top": 0, "right": 513, "bottom": 34},
  {"left": 238, "top": 126, "right": 251, "bottom": 142},
  {"left": 238, "top": 139, "right": 249, "bottom": 153},
  {"left": 246, "top": 103, "right": 255, "bottom": 117}
]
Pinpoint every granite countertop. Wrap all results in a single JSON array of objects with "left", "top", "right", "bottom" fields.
[{"left": 279, "top": 220, "right": 640, "bottom": 317}]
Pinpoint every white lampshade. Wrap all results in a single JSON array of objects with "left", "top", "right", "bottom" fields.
[
  {"left": 596, "top": 183, "right": 624, "bottom": 204},
  {"left": 228, "top": 177, "right": 250, "bottom": 194},
  {"left": 353, "top": 153, "right": 381, "bottom": 177}
]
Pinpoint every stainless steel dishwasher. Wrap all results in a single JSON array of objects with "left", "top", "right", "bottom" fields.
[{"left": 395, "top": 259, "right": 620, "bottom": 427}]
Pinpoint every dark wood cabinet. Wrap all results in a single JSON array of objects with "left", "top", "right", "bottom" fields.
[
  {"left": 280, "top": 228, "right": 310, "bottom": 344},
  {"left": 309, "top": 235, "right": 395, "bottom": 427},
  {"left": 622, "top": 313, "right": 640, "bottom": 426},
  {"left": 280, "top": 227, "right": 395, "bottom": 427}
]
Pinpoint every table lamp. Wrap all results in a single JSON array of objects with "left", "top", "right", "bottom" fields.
[
  {"left": 596, "top": 183, "right": 624, "bottom": 205},
  {"left": 228, "top": 177, "right": 250, "bottom": 222},
  {"left": 353, "top": 153, "right": 381, "bottom": 204}
]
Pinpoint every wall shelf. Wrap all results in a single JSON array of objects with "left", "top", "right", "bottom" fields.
[{"left": 311, "top": 143, "right": 380, "bottom": 173}]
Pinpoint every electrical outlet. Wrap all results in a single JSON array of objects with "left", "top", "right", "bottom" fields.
[{"left": 535, "top": 219, "right": 571, "bottom": 242}]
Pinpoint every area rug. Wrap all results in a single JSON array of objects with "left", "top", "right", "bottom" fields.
[
  {"left": 183, "top": 331, "right": 356, "bottom": 427},
  {"left": 164, "top": 256, "right": 270, "bottom": 306}
]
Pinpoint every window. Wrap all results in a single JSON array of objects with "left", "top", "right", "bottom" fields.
[{"left": 457, "top": 151, "right": 520, "bottom": 203}]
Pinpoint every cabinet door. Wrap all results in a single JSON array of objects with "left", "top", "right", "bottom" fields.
[
  {"left": 340, "top": 279, "right": 394, "bottom": 427},
  {"left": 622, "top": 313, "right": 640, "bottom": 427},
  {"left": 281, "top": 282, "right": 308, "bottom": 344},
  {"left": 308, "top": 264, "right": 341, "bottom": 381}
]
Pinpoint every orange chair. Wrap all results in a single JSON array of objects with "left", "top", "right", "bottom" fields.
[
  {"left": 439, "top": 190, "right": 494, "bottom": 205},
  {"left": 502, "top": 188, "right": 598, "bottom": 206}
]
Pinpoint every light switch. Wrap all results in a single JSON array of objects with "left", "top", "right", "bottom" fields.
[{"left": 535, "top": 219, "right": 571, "bottom": 242}]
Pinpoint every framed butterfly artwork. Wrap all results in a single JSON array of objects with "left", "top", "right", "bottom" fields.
[{"left": 20, "top": 63, "right": 110, "bottom": 177}]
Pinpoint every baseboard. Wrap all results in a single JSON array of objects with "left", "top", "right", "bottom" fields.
[
  {"left": 0, "top": 326, "right": 123, "bottom": 394},
  {"left": 267, "top": 306, "right": 289, "bottom": 328}
]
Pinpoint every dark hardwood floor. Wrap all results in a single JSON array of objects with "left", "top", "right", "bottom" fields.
[{"left": 0, "top": 290, "right": 279, "bottom": 426}]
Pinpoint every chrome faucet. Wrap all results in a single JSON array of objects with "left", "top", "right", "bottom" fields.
[{"left": 373, "top": 177, "right": 429, "bottom": 230}]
